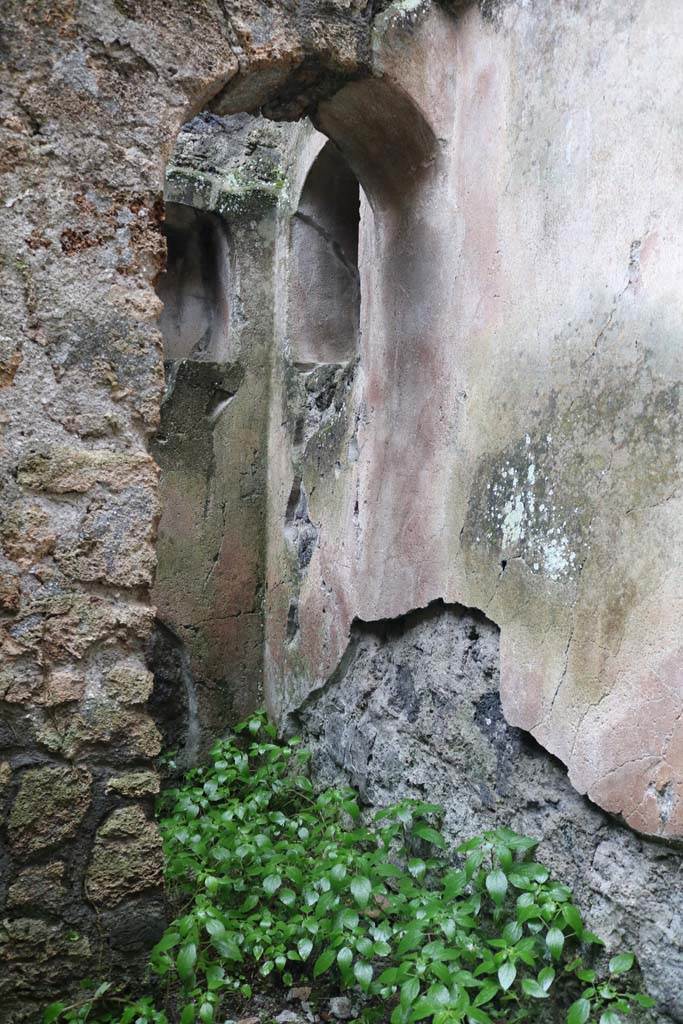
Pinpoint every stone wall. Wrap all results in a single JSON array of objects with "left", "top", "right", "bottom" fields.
[
  {"left": 0, "top": 0, "right": 681, "bottom": 1017},
  {"left": 0, "top": 1, "right": 376, "bottom": 1017}
]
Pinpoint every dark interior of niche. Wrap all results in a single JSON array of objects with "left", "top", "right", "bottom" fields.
[
  {"left": 156, "top": 202, "right": 231, "bottom": 362},
  {"left": 289, "top": 142, "right": 361, "bottom": 366}
]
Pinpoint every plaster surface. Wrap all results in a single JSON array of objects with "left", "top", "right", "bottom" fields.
[{"left": 265, "top": 0, "right": 683, "bottom": 841}]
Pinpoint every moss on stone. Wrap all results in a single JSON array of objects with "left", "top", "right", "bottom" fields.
[
  {"left": 8, "top": 765, "right": 92, "bottom": 857},
  {"left": 86, "top": 805, "right": 163, "bottom": 906},
  {"left": 106, "top": 770, "right": 160, "bottom": 798}
]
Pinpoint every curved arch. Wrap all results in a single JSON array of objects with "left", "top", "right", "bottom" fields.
[{"left": 315, "top": 77, "right": 440, "bottom": 208}]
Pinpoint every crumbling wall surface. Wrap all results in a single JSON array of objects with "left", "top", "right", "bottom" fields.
[
  {"left": 295, "top": 603, "right": 683, "bottom": 1022},
  {"left": 266, "top": 0, "right": 683, "bottom": 843},
  {"left": 0, "top": 1, "right": 377, "bottom": 1018}
]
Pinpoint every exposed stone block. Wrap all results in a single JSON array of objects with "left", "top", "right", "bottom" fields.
[
  {"left": 16, "top": 448, "right": 158, "bottom": 495},
  {"left": 37, "top": 702, "right": 161, "bottom": 761},
  {"left": 0, "top": 663, "right": 85, "bottom": 707},
  {"left": 8, "top": 765, "right": 92, "bottom": 857},
  {"left": 0, "top": 761, "right": 12, "bottom": 800},
  {"left": 54, "top": 486, "right": 158, "bottom": 588},
  {"left": 0, "top": 659, "right": 43, "bottom": 704},
  {"left": 106, "top": 663, "right": 154, "bottom": 704},
  {"left": 0, "top": 556, "right": 21, "bottom": 613},
  {"left": 0, "top": 916, "right": 92, "bottom": 1014},
  {"left": 39, "top": 667, "right": 86, "bottom": 706},
  {"left": 106, "top": 770, "right": 160, "bottom": 798},
  {"left": 86, "top": 806, "right": 163, "bottom": 906},
  {"left": 35, "top": 593, "right": 154, "bottom": 662},
  {"left": 7, "top": 862, "right": 67, "bottom": 912},
  {"left": 0, "top": 503, "right": 56, "bottom": 568}
]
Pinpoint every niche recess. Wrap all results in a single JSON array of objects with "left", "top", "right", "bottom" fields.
[
  {"left": 288, "top": 142, "right": 361, "bottom": 366},
  {"left": 157, "top": 202, "right": 231, "bottom": 361}
]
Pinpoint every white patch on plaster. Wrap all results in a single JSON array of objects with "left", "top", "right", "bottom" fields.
[
  {"left": 483, "top": 440, "right": 580, "bottom": 582},
  {"left": 501, "top": 493, "right": 526, "bottom": 548},
  {"left": 541, "top": 538, "right": 571, "bottom": 579}
]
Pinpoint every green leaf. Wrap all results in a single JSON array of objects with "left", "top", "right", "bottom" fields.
[
  {"left": 206, "top": 964, "right": 225, "bottom": 991},
  {"left": 408, "top": 858, "right": 427, "bottom": 880},
  {"left": 465, "top": 850, "right": 484, "bottom": 881},
  {"left": 211, "top": 935, "right": 242, "bottom": 960},
  {"left": 342, "top": 798, "right": 361, "bottom": 821},
  {"left": 297, "top": 937, "right": 313, "bottom": 961},
  {"left": 562, "top": 904, "right": 584, "bottom": 937},
  {"left": 380, "top": 967, "right": 400, "bottom": 986},
  {"left": 338, "top": 946, "right": 353, "bottom": 969},
  {"left": 354, "top": 960, "right": 373, "bottom": 990},
  {"left": 567, "top": 998, "right": 591, "bottom": 1024},
  {"left": 176, "top": 943, "right": 197, "bottom": 982},
  {"left": 413, "top": 824, "right": 447, "bottom": 849},
  {"left": 502, "top": 921, "right": 522, "bottom": 944},
  {"left": 522, "top": 979, "right": 549, "bottom": 999},
  {"left": 467, "top": 1010, "right": 493, "bottom": 1024},
  {"left": 458, "top": 836, "right": 484, "bottom": 853},
  {"left": 485, "top": 869, "right": 508, "bottom": 906},
  {"left": 401, "top": 978, "right": 421, "bottom": 1007},
  {"left": 546, "top": 927, "right": 565, "bottom": 961},
  {"left": 498, "top": 961, "right": 517, "bottom": 991},
  {"left": 339, "top": 908, "right": 359, "bottom": 930},
  {"left": 599, "top": 1013, "right": 621, "bottom": 1024},
  {"left": 263, "top": 874, "right": 282, "bottom": 895},
  {"left": 350, "top": 875, "right": 372, "bottom": 907},
  {"left": 473, "top": 982, "right": 498, "bottom": 1006},
  {"left": 398, "top": 925, "right": 424, "bottom": 955},
  {"left": 375, "top": 861, "right": 404, "bottom": 879},
  {"left": 43, "top": 1004, "right": 66, "bottom": 1024},
  {"left": 427, "top": 984, "right": 450, "bottom": 1006},
  {"left": 199, "top": 1003, "right": 214, "bottom": 1023},
  {"left": 609, "top": 952, "right": 635, "bottom": 976},
  {"left": 314, "top": 947, "right": 336, "bottom": 978},
  {"left": 509, "top": 863, "right": 549, "bottom": 886},
  {"left": 180, "top": 1005, "right": 196, "bottom": 1024},
  {"left": 443, "top": 870, "right": 466, "bottom": 899},
  {"left": 153, "top": 931, "right": 181, "bottom": 954},
  {"left": 538, "top": 966, "right": 555, "bottom": 991},
  {"left": 517, "top": 903, "right": 542, "bottom": 924}
]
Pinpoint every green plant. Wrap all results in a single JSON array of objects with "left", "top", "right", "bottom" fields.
[{"left": 43, "top": 714, "right": 656, "bottom": 1024}]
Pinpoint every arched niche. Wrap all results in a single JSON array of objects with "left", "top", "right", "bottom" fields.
[
  {"left": 157, "top": 202, "right": 231, "bottom": 361},
  {"left": 288, "top": 141, "right": 361, "bottom": 366},
  {"left": 315, "top": 78, "right": 439, "bottom": 209}
]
